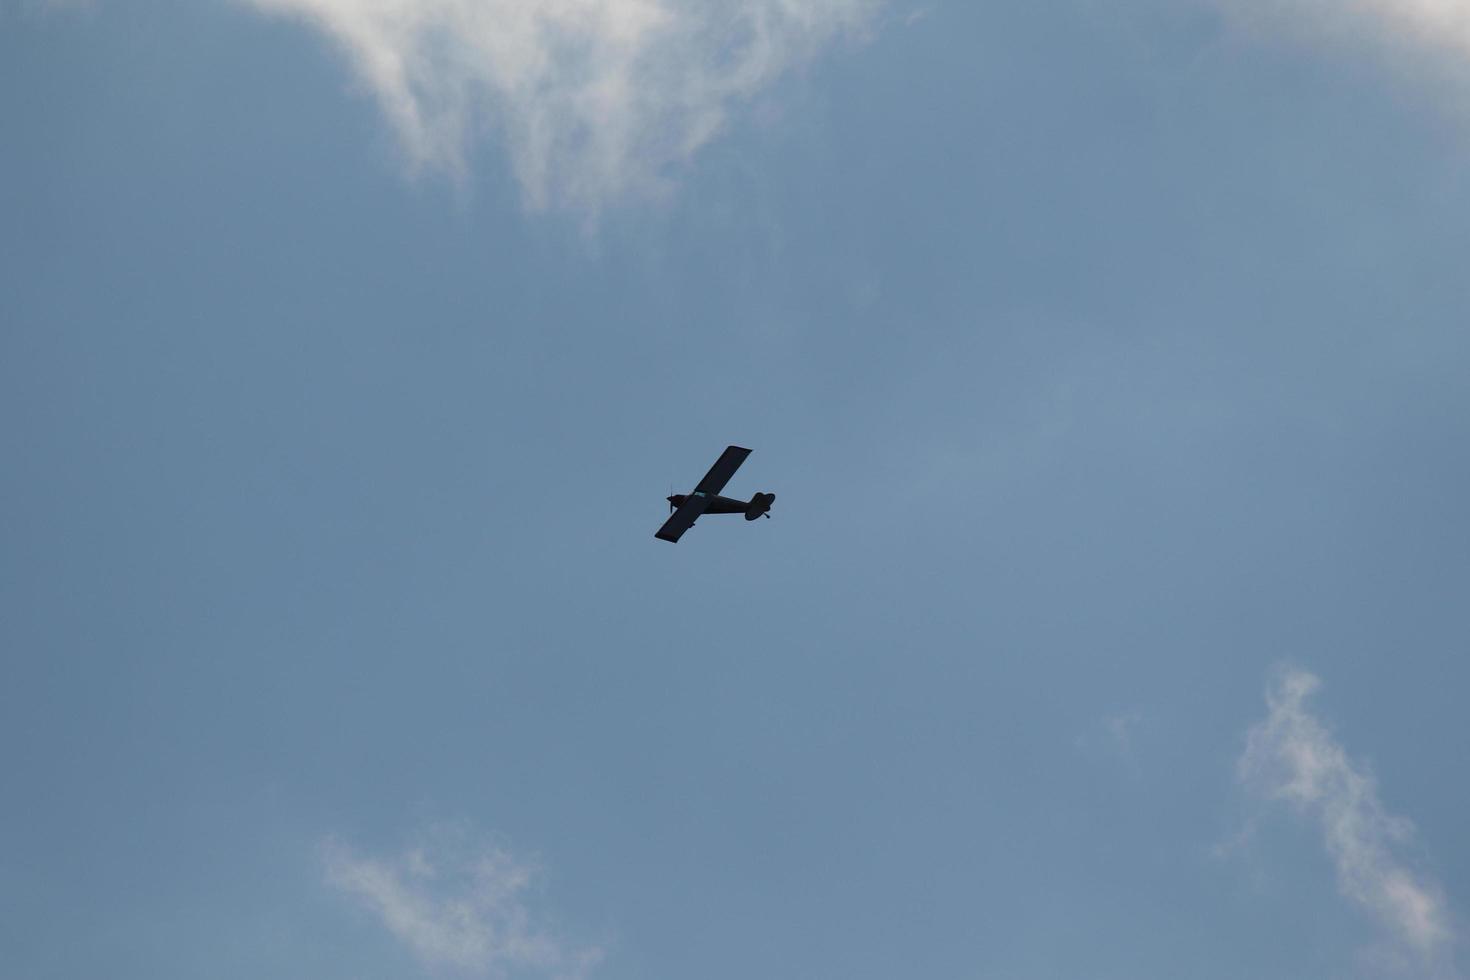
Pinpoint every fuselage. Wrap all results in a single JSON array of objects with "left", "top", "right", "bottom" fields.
[
  {"left": 667, "top": 493, "right": 748, "bottom": 514},
  {"left": 667, "top": 490, "right": 776, "bottom": 520}
]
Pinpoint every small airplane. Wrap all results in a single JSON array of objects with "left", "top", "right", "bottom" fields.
[{"left": 656, "top": 445, "right": 775, "bottom": 543}]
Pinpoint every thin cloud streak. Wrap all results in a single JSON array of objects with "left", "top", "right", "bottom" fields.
[
  {"left": 243, "top": 0, "right": 881, "bottom": 212},
  {"left": 323, "top": 831, "right": 599, "bottom": 979},
  {"left": 1238, "top": 668, "right": 1457, "bottom": 969}
]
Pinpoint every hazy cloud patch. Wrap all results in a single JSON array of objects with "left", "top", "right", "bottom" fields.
[
  {"left": 243, "top": 0, "right": 881, "bottom": 212},
  {"left": 1075, "top": 709, "right": 1145, "bottom": 773},
  {"left": 1237, "top": 668, "right": 1457, "bottom": 971},
  {"left": 1215, "top": 0, "right": 1470, "bottom": 81},
  {"left": 323, "top": 828, "right": 599, "bottom": 979}
]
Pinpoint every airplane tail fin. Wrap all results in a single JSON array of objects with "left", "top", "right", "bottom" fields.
[{"left": 744, "top": 492, "right": 775, "bottom": 521}]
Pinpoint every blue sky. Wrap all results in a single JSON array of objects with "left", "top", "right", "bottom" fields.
[{"left": 3, "top": 1, "right": 1469, "bottom": 978}]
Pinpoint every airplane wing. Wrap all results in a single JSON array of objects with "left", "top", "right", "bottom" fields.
[
  {"left": 655, "top": 492, "right": 712, "bottom": 543},
  {"left": 692, "top": 445, "right": 752, "bottom": 496}
]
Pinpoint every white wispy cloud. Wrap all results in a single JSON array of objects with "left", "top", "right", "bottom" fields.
[
  {"left": 242, "top": 0, "right": 881, "bottom": 211},
  {"left": 323, "top": 828, "right": 599, "bottom": 979},
  {"left": 1215, "top": 0, "right": 1470, "bottom": 73},
  {"left": 1237, "top": 668, "right": 1457, "bottom": 970}
]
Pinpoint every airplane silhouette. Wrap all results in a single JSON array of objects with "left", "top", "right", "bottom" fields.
[{"left": 655, "top": 445, "right": 774, "bottom": 543}]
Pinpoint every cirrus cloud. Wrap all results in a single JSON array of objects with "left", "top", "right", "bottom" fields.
[
  {"left": 323, "top": 828, "right": 599, "bottom": 979},
  {"left": 1238, "top": 668, "right": 1457, "bottom": 971},
  {"left": 243, "top": 0, "right": 882, "bottom": 212}
]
